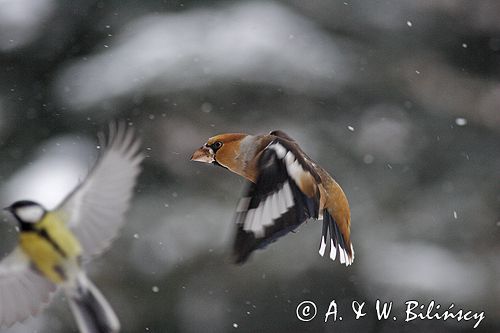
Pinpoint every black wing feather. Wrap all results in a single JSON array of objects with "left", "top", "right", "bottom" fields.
[{"left": 232, "top": 140, "right": 319, "bottom": 264}]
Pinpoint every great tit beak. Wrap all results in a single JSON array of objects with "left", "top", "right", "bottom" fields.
[
  {"left": 190, "top": 146, "right": 215, "bottom": 164},
  {"left": 2, "top": 207, "right": 13, "bottom": 223}
]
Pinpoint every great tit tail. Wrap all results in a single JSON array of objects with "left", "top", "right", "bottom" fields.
[{"left": 65, "top": 273, "right": 120, "bottom": 333}]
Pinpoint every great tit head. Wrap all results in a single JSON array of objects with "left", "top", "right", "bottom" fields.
[{"left": 5, "top": 200, "right": 46, "bottom": 225}]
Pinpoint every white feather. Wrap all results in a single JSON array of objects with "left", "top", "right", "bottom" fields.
[
  {"left": 339, "top": 246, "right": 346, "bottom": 264},
  {"left": 261, "top": 195, "right": 274, "bottom": 228},
  {"left": 284, "top": 152, "right": 302, "bottom": 184},
  {"left": 318, "top": 237, "right": 327, "bottom": 257},
  {"left": 250, "top": 198, "right": 268, "bottom": 238},
  {"left": 236, "top": 197, "right": 251, "bottom": 213},
  {"left": 55, "top": 122, "right": 144, "bottom": 259},
  {"left": 270, "top": 192, "right": 281, "bottom": 220},
  {"left": 269, "top": 142, "right": 287, "bottom": 158},
  {"left": 329, "top": 239, "right": 337, "bottom": 261},
  {"left": 275, "top": 185, "right": 288, "bottom": 217},
  {"left": 243, "top": 181, "right": 300, "bottom": 238},
  {"left": 282, "top": 181, "right": 295, "bottom": 209},
  {"left": 243, "top": 209, "right": 255, "bottom": 232}
]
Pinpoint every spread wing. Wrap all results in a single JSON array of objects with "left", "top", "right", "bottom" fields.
[
  {"left": 0, "top": 247, "right": 56, "bottom": 327},
  {"left": 55, "top": 122, "right": 143, "bottom": 259},
  {"left": 232, "top": 139, "right": 321, "bottom": 264}
]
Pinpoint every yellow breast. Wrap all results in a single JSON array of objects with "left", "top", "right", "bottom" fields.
[{"left": 19, "top": 212, "right": 82, "bottom": 284}]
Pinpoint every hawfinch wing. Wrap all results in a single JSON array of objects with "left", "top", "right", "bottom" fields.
[
  {"left": 233, "top": 138, "right": 319, "bottom": 263},
  {"left": 233, "top": 137, "right": 353, "bottom": 265}
]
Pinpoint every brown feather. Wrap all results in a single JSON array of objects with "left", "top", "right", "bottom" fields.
[{"left": 317, "top": 168, "right": 352, "bottom": 256}]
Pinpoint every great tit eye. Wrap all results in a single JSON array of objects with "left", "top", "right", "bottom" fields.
[{"left": 211, "top": 141, "right": 223, "bottom": 150}]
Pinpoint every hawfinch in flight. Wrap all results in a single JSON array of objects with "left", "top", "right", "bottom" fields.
[{"left": 191, "top": 130, "right": 354, "bottom": 266}]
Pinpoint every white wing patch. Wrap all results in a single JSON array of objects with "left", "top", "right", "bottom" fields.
[
  {"left": 285, "top": 151, "right": 306, "bottom": 186},
  {"left": 269, "top": 142, "right": 287, "bottom": 158},
  {"left": 240, "top": 142, "right": 308, "bottom": 238},
  {"left": 282, "top": 181, "right": 294, "bottom": 208},
  {"left": 270, "top": 142, "right": 308, "bottom": 188},
  {"left": 244, "top": 141, "right": 354, "bottom": 266},
  {"left": 241, "top": 181, "right": 295, "bottom": 238},
  {"left": 242, "top": 210, "right": 255, "bottom": 231},
  {"left": 236, "top": 197, "right": 251, "bottom": 212},
  {"left": 270, "top": 192, "right": 282, "bottom": 220}
]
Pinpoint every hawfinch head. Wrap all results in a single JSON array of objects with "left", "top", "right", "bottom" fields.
[{"left": 190, "top": 133, "right": 252, "bottom": 175}]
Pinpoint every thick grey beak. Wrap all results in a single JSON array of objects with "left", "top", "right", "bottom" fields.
[{"left": 190, "top": 146, "right": 215, "bottom": 163}]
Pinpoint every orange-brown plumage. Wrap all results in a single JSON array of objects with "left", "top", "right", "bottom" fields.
[{"left": 191, "top": 130, "right": 354, "bottom": 265}]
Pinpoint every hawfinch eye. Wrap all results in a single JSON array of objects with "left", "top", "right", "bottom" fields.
[{"left": 210, "top": 141, "right": 223, "bottom": 150}]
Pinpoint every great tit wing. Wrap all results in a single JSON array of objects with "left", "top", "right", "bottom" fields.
[
  {"left": 0, "top": 247, "right": 56, "bottom": 327},
  {"left": 232, "top": 138, "right": 321, "bottom": 263},
  {"left": 56, "top": 122, "right": 143, "bottom": 259}
]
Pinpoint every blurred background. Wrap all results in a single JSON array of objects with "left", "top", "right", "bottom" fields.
[{"left": 0, "top": 0, "right": 499, "bottom": 332}]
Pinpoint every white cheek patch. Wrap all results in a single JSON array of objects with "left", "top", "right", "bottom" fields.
[{"left": 16, "top": 206, "right": 44, "bottom": 223}]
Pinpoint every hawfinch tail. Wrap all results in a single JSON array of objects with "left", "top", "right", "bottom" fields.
[{"left": 191, "top": 130, "right": 354, "bottom": 266}]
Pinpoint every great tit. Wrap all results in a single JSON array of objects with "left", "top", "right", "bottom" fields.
[{"left": 0, "top": 122, "right": 143, "bottom": 333}]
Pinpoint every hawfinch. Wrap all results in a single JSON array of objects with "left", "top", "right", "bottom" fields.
[{"left": 191, "top": 130, "right": 354, "bottom": 266}]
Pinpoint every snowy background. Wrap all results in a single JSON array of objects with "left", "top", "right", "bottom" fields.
[{"left": 0, "top": 1, "right": 499, "bottom": 332}]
